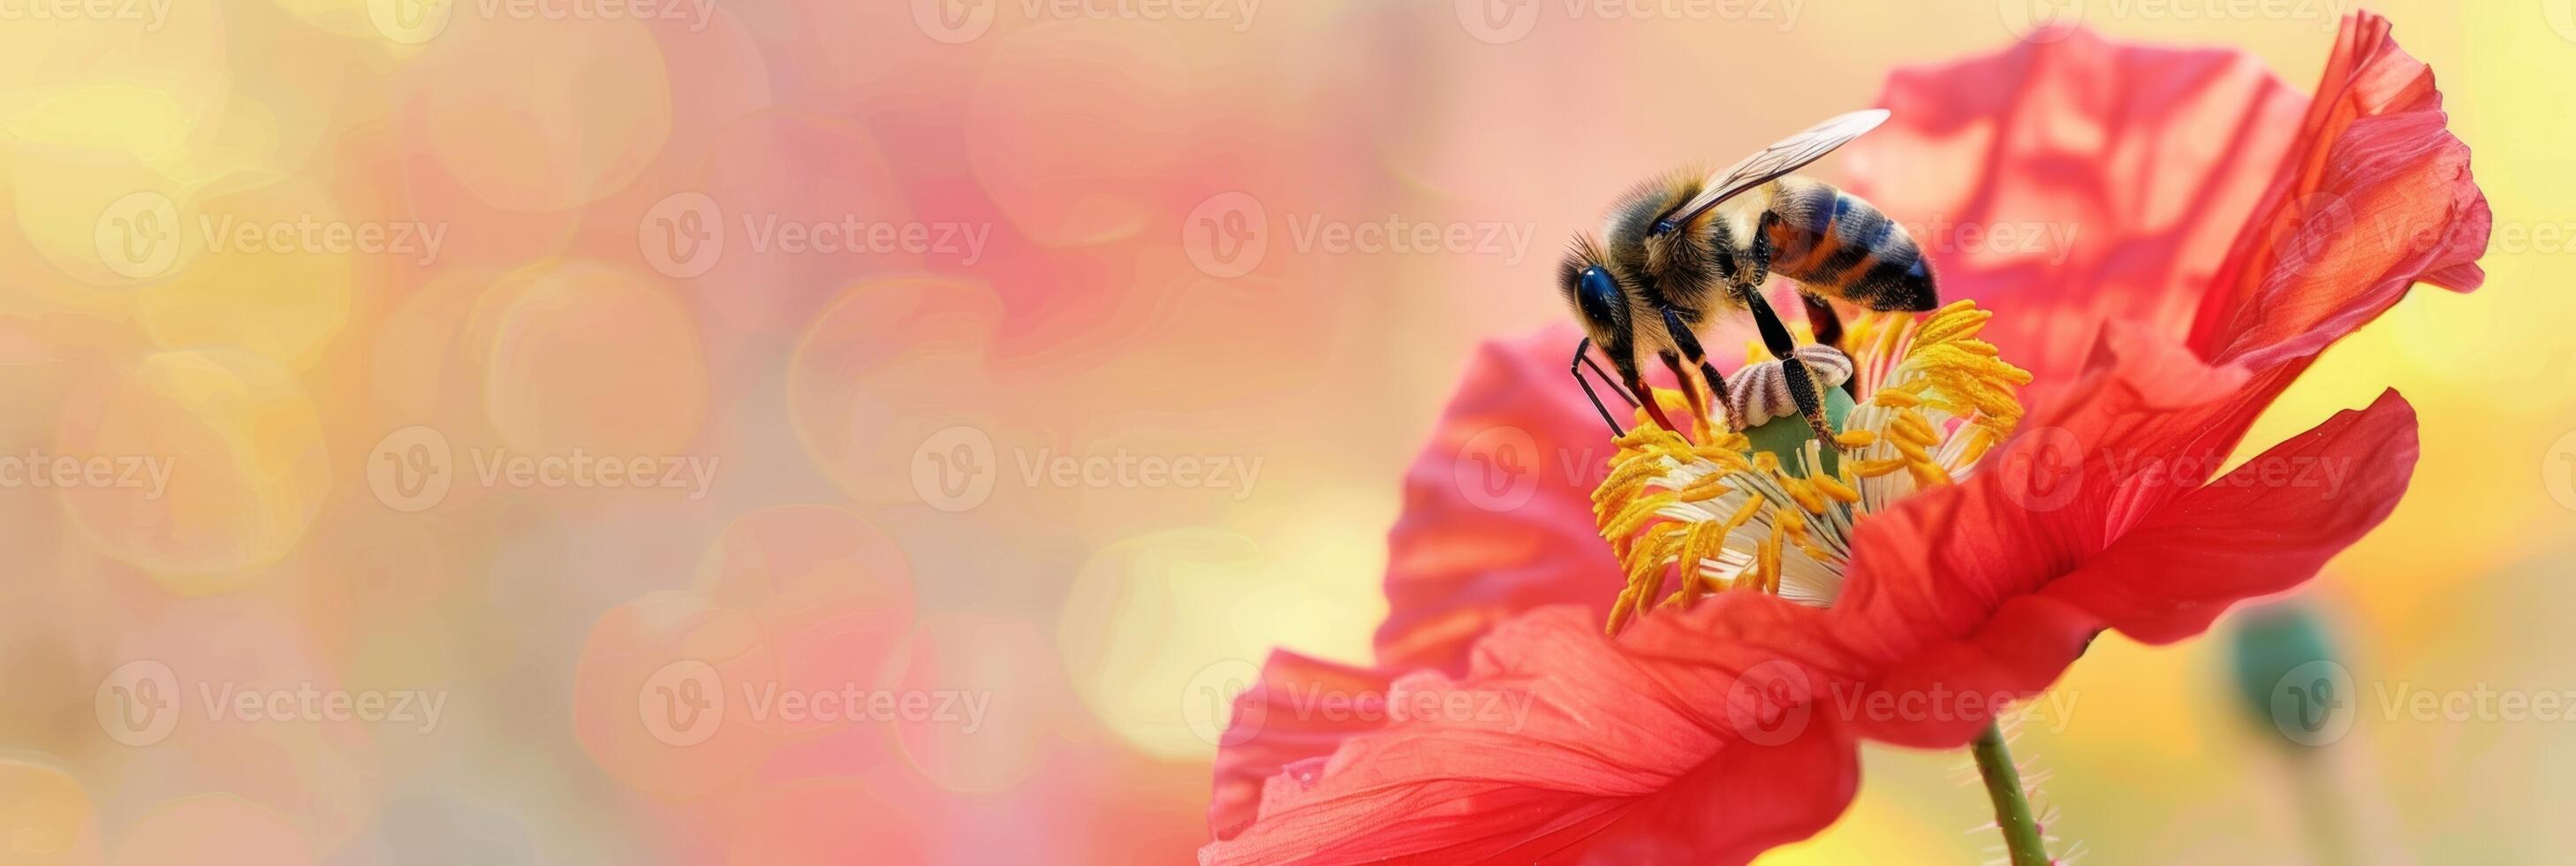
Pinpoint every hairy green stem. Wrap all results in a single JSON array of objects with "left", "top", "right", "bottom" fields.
[{"left": 1973, "top": 720, "right": 2051, "bottom": 866}]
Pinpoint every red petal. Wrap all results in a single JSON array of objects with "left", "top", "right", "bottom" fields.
[
  {"left": 1374, "top": 326, "right": 1628, "bottom": 674},
  {"left": 1821, "top": 11, "right": 2484, "bottom": 747},
  {"left": 1201, "top": 605, "right": 1860, "bottom": 864},
  {"left": 2047, "top": 389, "right": 2420, "bottom": 645},
  {"left": 2187, "top": 13, "right": 2492, "bottom": 368},
  {"left": 1844, "top": 27, "right": 2306, "bottom": 407},
  {"left": 1848, "top": 389, "right": 2419, "bottom": 746},
  {"left": 1207, "top": 652, "right": 1398, "bottom": 840}
]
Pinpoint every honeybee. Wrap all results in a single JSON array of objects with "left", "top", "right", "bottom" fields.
[{"left": 1558, "top": 109, "right": 1938, "bottom": 443}]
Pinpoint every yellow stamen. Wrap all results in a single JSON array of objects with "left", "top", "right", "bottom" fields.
[{"left": 1592, "top": 300, "right": 2030, "bottom": 633}]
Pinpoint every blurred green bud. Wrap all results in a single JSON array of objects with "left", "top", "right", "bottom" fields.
[{"left": 2229, "top": 601, "right": 2352, "bottom": 749}]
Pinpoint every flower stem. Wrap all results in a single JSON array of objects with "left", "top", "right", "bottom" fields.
[{"left": 1972, "top": 720, "right": 2050, "bottom": 866}]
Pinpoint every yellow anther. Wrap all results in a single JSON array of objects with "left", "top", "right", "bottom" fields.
[
  {"left": 1590, "top": 294, "right": 2032, "bottom": 632},
  {"left": 1893, "top": 410, "right": 1943, "bottom": 447},
  {"left": 1782, "top": 477, "right": 1826, "bottom": 514},
  {"left": 1851, "top": 457, "right": 1910, "bottom": 478},
  {"left": 1812, "top": 474, "right": 1862, "bottom": 504},
  {"left": 1890, "top": 436, "right": 1935, "bottom": 465},
  {"left": 1716, "top": 495, "right": 1765, "bottom": 537},
  {"left": 1676, "top": 474, "right": 1734, "bottom": 503}
]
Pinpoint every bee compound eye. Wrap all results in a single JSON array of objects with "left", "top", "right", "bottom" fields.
[{"left": 1577, "top": 268, "right": 1624, "bottom": 322}]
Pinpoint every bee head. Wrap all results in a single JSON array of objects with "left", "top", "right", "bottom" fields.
[{"left": 1557, "top": 235, "right": 1632, "bottom": 349}]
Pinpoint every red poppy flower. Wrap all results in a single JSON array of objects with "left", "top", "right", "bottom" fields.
[{"left": 1205, "top": 12, "right": 2489, "bottom": 864}]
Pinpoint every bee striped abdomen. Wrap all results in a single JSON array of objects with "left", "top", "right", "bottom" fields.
[{"left": 1761, "top": 179, "right": 1938, "bottom": 312}]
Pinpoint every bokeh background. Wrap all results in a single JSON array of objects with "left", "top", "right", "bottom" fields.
[{"left": 0, "top": 0, "right": 2570, "bottom": 862}]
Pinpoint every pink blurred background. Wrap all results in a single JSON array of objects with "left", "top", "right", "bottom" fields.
[{"left": 2, "top": 0, "right": 2572, "bottom": 862}]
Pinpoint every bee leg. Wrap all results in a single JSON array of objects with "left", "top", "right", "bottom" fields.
[
  {"left": 1799, "top": 292, "right": 1845, "bottom": 348},
  {"left": 1569, "top": 337, "right": 1630, "bottom": 437},
  {"left": 1656, "top": 350, "right": 1708, "bottom": 435},
  {"left": 1613, "top": 351, "right": 1680, "bottom": 435},
  {"left": 1742, "top": 285, "right": 1840, "bottom": 447},
  {"left": 1799, "top": 292, "right": 1859, "bottom": 398},
  {"left": 1656, "top": 307, "right": 1735, "bottom": 431}
]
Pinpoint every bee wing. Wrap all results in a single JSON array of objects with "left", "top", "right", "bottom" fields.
[{"left": 1663, "top": 109, "right": 1889, "bottom": 229}]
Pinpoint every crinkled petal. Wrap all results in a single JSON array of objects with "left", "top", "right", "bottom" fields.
[
  {"left": 1375, "top": 326, "right": 1627, "bottom": 674},
  {"left": 2188, "top": 12, "right": 2491, "bottom": 368},
  {"left": 1208, "top": 652, "right": 1398, "bottom": 839},
  {"left": 1847, "top": 388, "right": 2418, "bottom": 746},
  {"left": 1845, "top": 25, "right": 2307, "bottom": 407},
  {"left": 1814, "top": 11, "right": 2484, "bottom": 747},
  {"left": 1202, "top": 604, "right": 1860, "bottom": 865}
]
